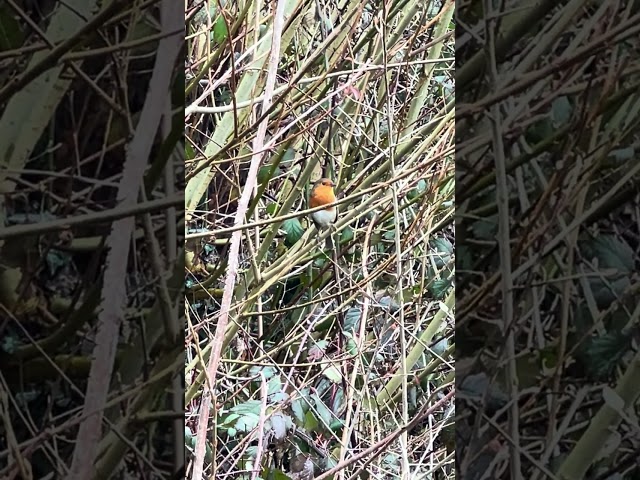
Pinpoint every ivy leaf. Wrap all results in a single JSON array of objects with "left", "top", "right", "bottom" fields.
[
  {"left": 340, "top": 225, "right": 354, "bottom": 243},
  {"left": 219, "top": 400, "right": 261, "bottom": 433},
  {"left": 308, "top": 340, "right": 328, "bottom": 361},
  {"left": 471, "top": 216, "right": 497, "bottom": 240},
  {"left": 321, "top": 364, "right": 342, "bottom": 384},
  {"left": 407, "top": 179, "right": 428, "bottom": 200},
  {"left": 579, "top": 330, "right": 629, "bottom": 379},
  {"left": 304, "top": 410, "right": 319, "bottom": 431},
  {"left": 311, "top": 394, "right": 333, "bottom": 427},
  {"left": 185, "top": 426, "right": 212, "bottom": 461},
  {"left": 291, "top": 388, "right": 311, "bottom": 425},
  {"left": 583, "top": 235, "right": 634, "bottom": 273},
  {"left": 430, "top": 277, "right": 453, "bottom": 299},
  {"left": 582, "top": 235, "right": 633, "bottom": 307},
  {"left": 249, "top": 365, "right": 277, "bottom": 381},
  {"left": 525, "top": 117, "right": 554, "bottom": 144},
  {"left": 267, "top": 374, "right": 283, "bottom": 394},
  {"left": 459, "top": 372, "right": 508, "bottom": 412},
  {"left": 282, "top": 218, "right": 304, "bottom": 246},
  {"left": 291, "top": 400, "right": 305, "bottom": 424},
  {"left": 431, "top": 236, "right": 454, "bottom": 254},
  {"left": 267, "top": 412, "right": 293, "bottom": 440},
  {"left": 430, "top": 237, "right": 453, "bottom": 268},
  {"left": 377, "top": 294, "right": 400, "bottom": 312},
  {"left": 609, "top": 147, "right": 634, "bottom": 161},
  {"left": 343, "top": 307, "right": 362, "bottom": 333},
  {"left": 551, "top": 96, "right": 572, "bottom": 126},
  {"left": 431, "top": 336, "right": 449, "bottom": 356}
]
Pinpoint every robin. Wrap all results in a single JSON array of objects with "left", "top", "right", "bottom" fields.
[{"left": 308, "top": 177, "right": 337, "bottom": 249}]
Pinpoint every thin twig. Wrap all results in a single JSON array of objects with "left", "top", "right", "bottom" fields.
[
  {"left": 189, "top": 0, "right": 289, "bottom": 477},
  {"left": 67, "top": 1, "right": 182, "bottom": 476}
]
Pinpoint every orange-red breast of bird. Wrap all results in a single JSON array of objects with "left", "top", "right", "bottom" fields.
[{"left": 309, "top": 178, "right": 337, "bottom": 230}]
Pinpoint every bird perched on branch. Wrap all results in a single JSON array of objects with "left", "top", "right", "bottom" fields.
[{"left": 308, "top": 177, "right": 337, "bottom": 249}]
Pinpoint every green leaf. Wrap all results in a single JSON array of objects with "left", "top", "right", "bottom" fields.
[
  {"left": 343, "top": 307, "right": 362, "bottom": 333},
  {"left": 267, "top": 374, "right": 283, "bottom": 393},
  {"left": 332, "top": 387, "right": 345, "bottom": 413},
  {"left": 582, "top": 235, "right": 634, "bottom": 307},
  {"left": 583, "top": 235, "right": 634, "bottom": 273},
  {"left": 340, "top": 225, "right": 354, "bottom": 243},
  {"left": 308, "top": 340, "right": 328, "bottom": 360},
  {"left": 431, "top": 236, "right": 453, "bottom": 255},
  {"left": 525, "top": 117, "right": 554, "bottom": 144},
  {"left": 407, "top": 179, "right": 428, "bottom": 200},
  {"left": 1, "top": 336, "right": 18, "bottom": 354},
  {"left": 258, "top": 164, "right": 281, "bottom": 183},
  {"left": 0, "top": 6, "right": 23, "bottom": 51},
  {"left": 383, "top": 452, "right": 400, "bottom": 467},
  {"left": 609, "top": 147, "right": 634, "bottom": 161},
  {"left": 291, "top": 388, "right": 312, "bottom": 423},
  {"left": 249, "top": 365, "right": 277, "bottom": 381},
  {"left": 218, "top": 413, "right": 240, "bottom": 427},
  {"left": 266, "top": 203, "right": 278, "bottom": 216},
  {"left": 269, "top": 470, "right": 293, "bottom": 480},
  {"left": 232, "top": 399, "right": 262, "bottom": 415},
  {"left": 579, "top": 330, "right": 629, "bottom": 379},
  {"left": 267, "top": 412, "right": 293, "bottom": 440},
  {"left": 321, "top": 364, "right": 342, "bottom": 384},
  {"left": 206, "top": 2, "right": 229, "bottom": 45},
  {"left": 430, "top": 277, "right": 452, "bottom": 299},
  {"left": 378, "top": 294, "right": 400, "bottom": 312},
  {"left": 186, "top": 142, "right": 195, "bottom": 161},
  {"left": 430, "top": 237, "right": 453, "bottom": 268},
  {"left": 551, "top": 96, "right": 572, "bottom": 126},
  {"left": 291, "top": 399, "right": 305, "bottom": 424},
  {"left": 459, "top": 372, "right": 508, "bottom": 411},
  {"left": 431, "top": 336, "right": 448, "bottom": 356},
  {"left": 46, "top": 250, "right": 71, "bottom": 275},
  {"left": 329, "top": 419, "right": 345, "bottom": 431},
  {"left": 235, "top": 413, "right": 260, "bottom": 433},
  {"left": 282, "top": 218, "right": 304, "bottom": 246},
  {"left": 471, "top": 216, "right": 497, "bottom": 240},
  {"left": 433, "top": 75, "right": 454, "bottom": 98},
  {"left": 270, "top": 391, "right": 289, "bottom": 404},
  {"left": 218, "top": 400, "right": 262, "bottom": 433},
  {"left": 311, "top": 394, "right": 333, "bottom": 427},
  {"left": 304, "top": 410, "right": 319, "bottom": 431},
  {"left": 382, "top": 229, "right": 396, "bottom": 240},
  {"left": 345, "top": 335, "right": 358, "bottom": 355}
]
